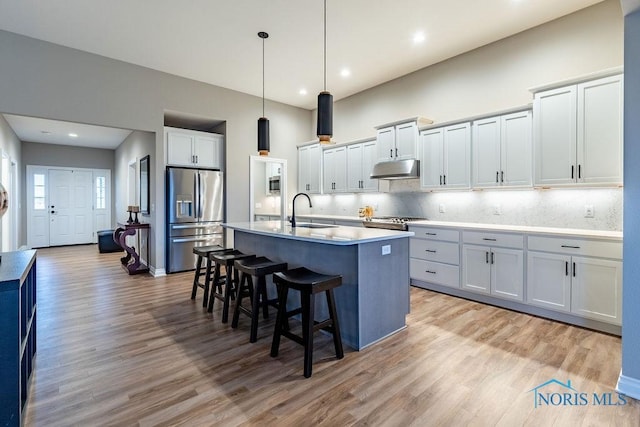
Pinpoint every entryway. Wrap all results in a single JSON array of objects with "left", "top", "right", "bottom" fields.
[{"left": 26, "top": 165, "right": 111, "bottom": 248}]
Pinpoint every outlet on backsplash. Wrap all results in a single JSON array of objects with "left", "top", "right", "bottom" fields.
[
  {"left": 493, "top": 204, "right": 502, "bottom": 215},
  {"left": 439, "top": 204, "right": 446, "bottom": 213},
  {"left": 584, "top": 204, "right": 595, "bottom": 218}
]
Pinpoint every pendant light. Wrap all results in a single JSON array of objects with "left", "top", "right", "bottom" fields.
[
  {"left": 257, "top": 31, "right": 270, "bottom": 156},
  {"left": 316, "top": 0, "right": 333, "bottom": 143}
]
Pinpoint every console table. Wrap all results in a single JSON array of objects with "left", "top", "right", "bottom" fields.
[{"left": 114, "top": 223, "right": 150, "bottom": 275}]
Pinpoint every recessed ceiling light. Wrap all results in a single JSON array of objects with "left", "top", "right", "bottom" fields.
[
  {"left": 68, "top": 133, "right": 78, "bottom": 138},
  {"left": 340, "top": 68, "right": 351, "bottom": 78},
  {"left": 413, "top": 31, "right": 426, "bottom": 44},
  {"left": 299, "top": 88, "right": 308, "bottom": 96}
]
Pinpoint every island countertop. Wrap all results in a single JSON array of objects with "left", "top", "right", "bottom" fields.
[{"left": 223, "top": 221, "right": 414, "bottom": 245}]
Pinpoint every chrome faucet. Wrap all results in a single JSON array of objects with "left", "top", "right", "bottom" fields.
[{"left": 290, "top": 192, "right": 312, "bottom": 227}]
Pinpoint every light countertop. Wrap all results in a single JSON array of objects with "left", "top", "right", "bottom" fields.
[
  {"left": 224, "top": 221, "right": 413, "bottom": 245},
  {"left": 410, "top": 220, "right": 622, "bottom": 240}
]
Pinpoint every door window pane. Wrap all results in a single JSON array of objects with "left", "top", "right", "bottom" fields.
[{"left": 34, "top": 173, "right": 45, "bottom": 210}]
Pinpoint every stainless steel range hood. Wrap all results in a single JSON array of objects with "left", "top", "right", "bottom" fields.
[{"left": 370, "top": 159, "right": 420, "bottom": 180}]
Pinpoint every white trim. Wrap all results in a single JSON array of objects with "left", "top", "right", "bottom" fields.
[
  {"left": 150, "top": 267, "right": 166, "bottom": 277},
  {"left": 528, "top": 66, "right": 624, "bottom": 94},
  {"left": 616, "top": 371, "right": 640, "bottom": 400}
]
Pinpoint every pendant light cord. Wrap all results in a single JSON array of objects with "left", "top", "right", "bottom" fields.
[
  {"left": 323, "top": 0, "right": 327, "bottom": 91},
  {"left": 262, "top": 35, "right": 265, "bottom": 117}
]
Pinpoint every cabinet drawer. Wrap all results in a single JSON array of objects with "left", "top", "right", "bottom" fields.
[
  {"left": 462, "top": 231, "right": 524, "bottom": 249},
  {"left": 410, "top": 259, "right": 460, "bottom": 288},
  {"left": 528, "top": 236, "right": 622, "bottom": 259},
  {"left": 409, "top": 226, "right": 459, "bottom": 242},
  {"left": 410, "top": 239, "right": 459, "bottom": 264}
]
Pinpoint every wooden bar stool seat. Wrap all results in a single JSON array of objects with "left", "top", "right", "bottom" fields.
[
  {"left": 207, "top": 250, "right": 255, "bottom": 323},
  {"left": 270, "top": 267, "right": 344, "bottom": 378},
  {"left": 190, "top": 245, "right": 228, "bottom": 307},
  {"left": 231, "top": 256, "right": 288, "bottom": 343}
]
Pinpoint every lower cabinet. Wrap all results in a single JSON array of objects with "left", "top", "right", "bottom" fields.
[
  {"left": 409, "top": 226, "right": 460, "bottom": 289},
  {"left": 462, "top": 245, "right": 524, "bottom": 301},
  {"left": 527, "top": 251, "right": 622, "bottom": 324},
  {"left": 410, "top": 224, "right": 622, "bottom": 330}
]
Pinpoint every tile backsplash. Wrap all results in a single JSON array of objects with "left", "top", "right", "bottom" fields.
[{"left": 300, "top": 185, "right": 622, "bottom": 231}]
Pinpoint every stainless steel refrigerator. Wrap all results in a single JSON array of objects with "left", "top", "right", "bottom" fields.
[{"left": 166, "top": 167, "right": 224, "bottom": 273}]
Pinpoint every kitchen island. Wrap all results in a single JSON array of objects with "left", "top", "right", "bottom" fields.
[{"left": 224, "top": 221, "right": 414, "bottom": 350}]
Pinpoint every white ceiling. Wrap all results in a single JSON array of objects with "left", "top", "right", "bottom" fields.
[
  {"left": 0, "top": 0, "right": 605, "bottom": 111},
  {"left": 3, "top": 114, "right": 132, "bottom": 149}
]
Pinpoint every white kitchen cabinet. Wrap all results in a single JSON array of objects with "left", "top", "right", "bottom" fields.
[
  {"left": 166, "top": 127, "right": 223, "bottom": 169},
  {"left": 409, "top": 225, "right": 461, "bottom": 289},
  {"left": 472, "top": 110, "right": 532, "bottom": 188},
  {"left": 420, "top": 122, "right": 471, "bottom": 190},
  {"left": 527, "top": 235, "right": 622, "bottom": 324},
  {"left": 527, "top": 251, "right": 572, "bottom": 312},
  {"left": 347, "top": 140, "right": 377, "bottom": 192},
  {"left": 461, "top": 231, "right": 524, "bottom": 301},
  {"left": 533, "top": 74, "right": 623, "bottom": 186},
  {"left": 376, "top": 121, "right": 419, "bottom": 162},
  {"left": 298, "top": 143, "right": 321, "bottom": 193},
  {"left": 323, "top": 146, "right": 347, "bottom": 193}
]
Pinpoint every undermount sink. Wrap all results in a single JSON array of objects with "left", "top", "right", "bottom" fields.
[{"left": 293, "top": 222, "right": 338, "bottom": 229}]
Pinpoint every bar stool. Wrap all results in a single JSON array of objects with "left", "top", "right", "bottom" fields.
[
  {"left": 190, "top": 245, "right": 228, "bottom": 307},
  {"left": 270, "top": 267, "right": 344, "bottom": 378},
  {"left": 231, "top": 256, "right": 288, "bottom": 343},
  {"left": 207, "top": 250, "right": 254, "bottom": 323}
]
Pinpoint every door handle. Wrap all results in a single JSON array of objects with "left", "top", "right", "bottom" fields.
[
  {"left": 491, "top": 252, "right": 495, "bottom": 264},
  {"left": 51, "top": 210, "right": 56, "bottom": 214},
  {"left": 500, "top": 171, "right": 504, "bottom": 183},
  {"left": 443, "top": 175, "right": 446, "bottom": 185},
  {"left": 424, "top": 249, "right": 437, "bottom": 253},
  {"left": 565, "top": 261, "right": 568, "bottom": 276},
  {"left": 571, "top": 165, "right": 575, "bottom": 179},
  {"left": 486, "top": 251, "right": 489, "bottom": 264},
  {"left": 578, "top": 164, "right": 582, "bottom": 179},
  {"left": 573, "top": 262, "right": 576, "bottom": 277},
  {"left": 395, "top": 147, "right": 398, "bottom": 157},
  {"left": 439, "top": 175, "right": 443, "bottom": 185},
  {"left": 496, "top": 171, "right": 499, "bottom": 183}
]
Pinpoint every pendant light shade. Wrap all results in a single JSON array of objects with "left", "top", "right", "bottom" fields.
[
  {"left": 317, "top": 91, "right": 333, "bottom": 142},
  {"left": 317, "top": 0, "right": 333, "bottom": 143},
  {"left": 258, "top": 116, "right": 269, "bottom": 155},
  {"left": 257, "top": 31, "right": 270, "bottom": 155}
]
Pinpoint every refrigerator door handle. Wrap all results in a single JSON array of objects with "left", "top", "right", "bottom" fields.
[
  {"left": 198, "top": 172, "right": 203, "bottom": 219},
  {"left": 171, "top": 223, "right": 220, "bottom": 230},
  {"left": 171, "top": 236, "right": 214, "bottom": 243}
]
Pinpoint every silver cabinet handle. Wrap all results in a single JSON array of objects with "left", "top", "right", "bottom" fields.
[
  {"left": 561, "top": 245, "right": 580, "bottom": 249},
  {"left": 425, "top": 232, "right": 437, "bottom": 236},
  {"left": 482, "top": 238, "right": 496, "bottom": 241},
  {"left": 425, "top": 249, "right": 437, "bottom": 253},
  {"left": 425, "top": 270, "right": 437, "bottom": 274}
]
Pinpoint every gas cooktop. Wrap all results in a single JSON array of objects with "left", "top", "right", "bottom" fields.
[{"left": 362, "top": 216, "right": 427, "bottom": 231}]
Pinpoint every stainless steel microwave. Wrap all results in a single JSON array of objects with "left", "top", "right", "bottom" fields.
[{"left": 269, "top": 176, "right": 281, "bottom": 193}]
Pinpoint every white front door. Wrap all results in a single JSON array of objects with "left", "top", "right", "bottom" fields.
[{"left": 49, "top": 169, "right": 94, "bottom": 246}]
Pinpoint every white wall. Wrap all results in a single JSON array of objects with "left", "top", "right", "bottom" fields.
[
  {"left": 326, "top": 0, "right": 623, "bottom": 143},
  {"left": 0, "top": 29, "right": 312, "bottom": 269},
  {"left": 0, "top": 115, "right": 22, "bottom": 245}
]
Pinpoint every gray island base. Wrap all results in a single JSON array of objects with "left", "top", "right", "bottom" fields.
[{"left": 225, "top": 222, "right": 413, "bottom": 350}]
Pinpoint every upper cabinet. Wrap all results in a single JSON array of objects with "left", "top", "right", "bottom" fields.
[
  {"left": 472, "top": 110, "right": 532, "bottom": 188},
  {"left": 165, "top": 127, "right": 223, "bottom": 169},
  {"left": 298, "top": 143, "right": 322, "bottom": 194},
  {"left": 420, "top": 122, "right": 471, "bottom": 190},
  {"left": 533, "top": 74, "right": 623, "bottom": 186},
  {"left": 347, "top": 140, "right": 378, "bottom": 192},
  {"left": 376, "top": 118, "right": 432, "bottom": 162},
  {"left": 323, "top": 146, "right": 347, "bottom": 193}
]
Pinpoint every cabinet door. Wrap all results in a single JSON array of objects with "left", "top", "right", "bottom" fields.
[
  {"left": 571, "top": 256, "right": 622, "bottom": 324},
  {"left": 346, "top": 143, "right": 363, "bottom": 192},
  {"left": 527, "top": 251, "right": 571, "bottom": 312},
  {"left": 361, "top": 140, "right": 378, "bottom": 191},
  {"left": 577, "top": 75, "right": 623, "bottom": 185},
  {"left": 298, "top": 145, "right": 309, "bottom": 192},
  {"left": 443, "top": 123, "right": 471, "bottom": 189},
  {"left": 193, "top": 134, "right": 221, "bottom": 169},
  {"left": 462, "top": 245, "right": 491, "bottom": 294},
  {"left": 307, "top": 144, "right": 321, "bottom": 193},
  {"left": 472, "top": 116, "right": 501, "bottom": 188},
  {"left": 323, "top": 147, "right": 346, "bottom": 193},
  {"left": 420, "top": 129, "right": 444, "bottom": 189},
  {"left": 533, "top": 86, "right": 577, "bottom": 185},
  {"left": 501, "top": 110, "right": 532, "bottom": 187},
  {"left": 166, "top": 131, "right": 195, "bottom": 166},
  {"left": 491, "top": 247, "right": 524, "bottom": 301},
  {"left": 376, "top": 127, "right": 395, "bottom": 162},
  {"left": 395, "top": 122, "right": 418, "bottom": 160}
]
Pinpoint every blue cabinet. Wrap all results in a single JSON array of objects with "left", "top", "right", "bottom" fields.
[{"left": 0, "top": 250, "right": 37, "bottom": 426}]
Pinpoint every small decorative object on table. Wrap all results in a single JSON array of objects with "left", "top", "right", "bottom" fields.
[
  {"left": 126, "top": 205, "right": 134, "bottom": 224},
  {"left": 131, "top": 205, "right": 140, "bottom": 224}
]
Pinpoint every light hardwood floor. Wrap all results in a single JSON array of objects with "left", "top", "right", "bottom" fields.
[{"left": 24, "top": 245, "right": 639, "bottom": 426}]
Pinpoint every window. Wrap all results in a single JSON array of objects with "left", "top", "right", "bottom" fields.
[
  {"left": 96, "top": 176, "right": 106, "bottom": 209},
  {"left": 34, "top": 173, "right": 45, "bottom": 210}
]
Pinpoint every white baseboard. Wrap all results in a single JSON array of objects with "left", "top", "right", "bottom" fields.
[
  {"left": 151, "top": 267, "right": 166, "bottom": 277},
  {"left": 616, "top": 371, "right": 640, "bottom": 400}
]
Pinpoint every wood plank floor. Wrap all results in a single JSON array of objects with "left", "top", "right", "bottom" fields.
[{"left": 24, "top": 245, "right": 639, "bottom": 426}]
